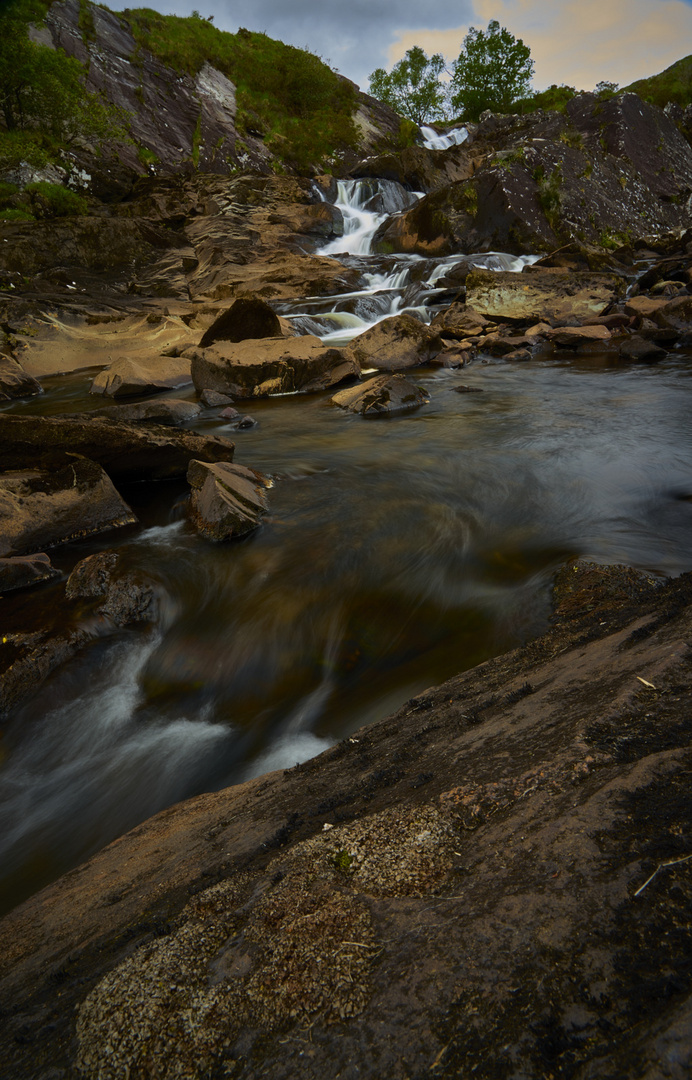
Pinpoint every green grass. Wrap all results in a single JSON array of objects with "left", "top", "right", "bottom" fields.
[
  {"left": 122, "top": 8, "right": 360, "bottom": 171},
  {"left": 25, "top": 182, "right": 88, "bottom": 216}
]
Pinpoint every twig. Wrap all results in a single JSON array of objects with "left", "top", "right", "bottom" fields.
[{"left": 633, "top": 853, "right": 692, "bottom": 897}]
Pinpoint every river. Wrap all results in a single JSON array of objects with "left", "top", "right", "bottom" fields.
[{"left": 1, "top": 178, "right": 692, "bottom": 917}]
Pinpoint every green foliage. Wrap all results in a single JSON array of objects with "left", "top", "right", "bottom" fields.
[
  {"left": 599, "top": 227, "right": 630, "bottom": 249},
  {"left": 0, "top": 0, "right": 129, "bottom": 150},
  {"left": 0, "top": 207, "right": 34, "bottom": 221},
  {"left": 450, "top": 20, "right": 534, "bottom": 121},
  {"left": 515, "top": 84, "right": 578, "bottom": 115},
  {"left": 595, "top": 80, "right": 619, "bottom": 100},
  {"left": 397, "top": 118, "right": 420, "bottom": 148},
  {"left": 78, "top": 0, "right": 96, "bottom": 43},
  {"left": 123, "top": 9, "right": 359, "bottom": 171},
  {"left": 558, "top": 128, "right": 584, "bottom": 149},
  {"left": 331, "top": 850, "right": 353, "bottom": 874},
  {"left": 368, "top": 46, "right": 448, "bottom": 124},
  {"left": 25, "top": 181, "right": 88, "bottom": 217},
  {"left": 534, "top": 164, "right": 563, "bottom": 231},
  {"left": 623, "top": 54, "right": 692, "bottom": 109},
  {"left": 137, "top": 145, "right": 158, "bottom": 166}
]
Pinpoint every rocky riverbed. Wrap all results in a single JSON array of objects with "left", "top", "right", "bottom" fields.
[{"left": 1, "top": 20, "right": 692, "bottom": 1074}]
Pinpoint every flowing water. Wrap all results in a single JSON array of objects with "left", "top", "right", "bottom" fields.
[{"left": 1, "top": 180, "right": 692, "bottom": 917}]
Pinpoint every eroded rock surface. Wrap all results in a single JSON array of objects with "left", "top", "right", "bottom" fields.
[
  {"left": 0, "top": 554, "right": 59, "bottom": 594},
  {"left": 331, "top": 373, "right": 430, "bottom": 416},
  {"left": 1, "top": 565, "right": 691, "bottom": 1079},
  {"left": 345, "top": 313, "right": 444, "bottom": 371},
  {"left": 89, "top": 355, "right": 193, "bottom": 398},
  {"left": 466, "top": 269, "right": 624, "bottom": 324}
]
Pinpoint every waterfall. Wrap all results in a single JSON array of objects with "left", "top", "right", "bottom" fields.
[{"left": 420, "top": 125, "right": 469, "bottom": 151}]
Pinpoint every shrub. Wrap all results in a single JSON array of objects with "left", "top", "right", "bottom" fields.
[{"left": 24, "top": 181, "right": 88, "bottom": 217}]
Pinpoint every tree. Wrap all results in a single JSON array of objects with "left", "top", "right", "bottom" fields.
[
  {"left": 449, "top": 20, "right": 534, "bottom": 121},
  {"left": 0, "top": 0, "right": 128, "bottom": 144},
  {"left": 369, "top": 47, "right": 447, "bottom": 125}
]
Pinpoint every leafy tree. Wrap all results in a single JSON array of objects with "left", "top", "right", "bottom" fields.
[
  {"left": 369, "top": 47, "right": 448, "bottom": 125},
  {"left": 450, "top": 20, "right": 534, "bottom": 121},
  {"left": 0, "top": 0, "right": 127, "bottom": 145},
  {"left": 595, "top": 80, "right": 619, "bottom": 99}
]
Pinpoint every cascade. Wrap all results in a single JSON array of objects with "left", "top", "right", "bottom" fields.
[{"left": 420, "top": 125, "right": 469, "bottom": 151}]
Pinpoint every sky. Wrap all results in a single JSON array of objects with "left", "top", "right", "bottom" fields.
[{"left": 116, "top": 0, "right": 692, "bottom": 94}]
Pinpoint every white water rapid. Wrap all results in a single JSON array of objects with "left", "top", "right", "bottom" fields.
[{"left": 420, "top": 125, "right": 469, "bottom": 151}]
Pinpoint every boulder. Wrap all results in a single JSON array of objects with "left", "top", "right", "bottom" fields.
[
  {"left": 352, "top": 144, "right": 474, "bottom": 193},
  {"left": 0, "top": 358, "right": 42, "bottom": 401},
  {"left": 187, "top": 460, "right": 271, "bottom": 541},
  {"left": 331, "top": 374, "right": 430, "bottom": 416},
  {"left": 188, "top": 337, "right": 359, "bottom": 399},
  {"left": 0, "top": 415, "right": 235, "bottom": 483},
  {"left": 654, "top": 295, "right": 692, "bottom": 331},
  {"left": 624, "top": 296, "right": 670, "bottom": 320},
  {"left": 66, "top": 550, "right": 158, "bottom": 624},
  {"left": 431, "top": 305, "right": 490, "bottom": 340},
  {"left": 86, "top": 399, "right": 201, "bottom": 425},
  {"left": 466, "top": 270, "right": 623, "bottom": 324},
  {"left": 618, "top": 336, "right": 668, "bottom": 363},
  {"left": 198, "top": 296, "right": 283, "bottom": 347},
  {"left": 344, "top": 314, "right": 444, "bottom": 372},
  {"left": 0, "top": 457, "right": 136, "bottom": 558},
  {"left": 547, "top": 325, "right": 612, "bottom": 348},
  {"left": 200, "top": 389, "right": 234, "bottom": 407},
  {"left": 0, "top": 553, "right": 59, "bottom": 594},
  {"left": 90, "top": 356, "right": 193, "bottom": 398}
]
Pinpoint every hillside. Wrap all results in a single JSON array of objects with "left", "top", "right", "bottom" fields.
[{"left": 624, "top": 53, "right": 692, "bottom": 109}]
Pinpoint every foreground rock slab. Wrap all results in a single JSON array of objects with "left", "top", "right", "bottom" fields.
[
  {"left": 0, "top": 554, "right": 59, "bottom": 594},
  {"left": 187, "top": 459, "right": 271, "bottom": 540},
  {"left": 466, "top": 269, "right": 623, "bottom": 324},
  {"left": 0, "top": 357, "right": 42, "bottom": 401},
  {"left": 1, "top": 564, "right": 691, "bottom": 1079},
  {"left": 0, "top": 458, "right": 136, "bottom": 558},
  {"left": 331, "top": 373, "right": 430, "bottom": 416},
  {"left": 0, "top": 415, "right": 234, "bottom": 482},
  {"left": 188, "top": 336, "right": 359, "bottom": 398}
]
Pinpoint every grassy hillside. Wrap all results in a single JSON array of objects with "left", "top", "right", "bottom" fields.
[
  {"left": 123, "top": 8, "right": 360, "bottom": 170},
  {"left": 623, "top": 55, "right": 692, "bottom": 108}
]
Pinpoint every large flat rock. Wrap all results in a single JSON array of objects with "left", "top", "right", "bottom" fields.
[
  {"left": 89, "top": 355, "right": 193, "bottom": 398},
  {"left": 0, "top": 457, "right": 136, "bottom": 558},
  {"left": 331, "top": 373, "right": 430, "bottom": 416},
  {"left": 0, "top": 415, "right": 234, "bottom": 482},
  {"left": 466, "top": 269, "right": 623, "bottom": 324},
  {"left": 188, "top": 336, "right": 359, "bottom": 398}
]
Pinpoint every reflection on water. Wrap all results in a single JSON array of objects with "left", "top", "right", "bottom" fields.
[{"left": 2, "top": 356, "right": 692, "bottom": 916}]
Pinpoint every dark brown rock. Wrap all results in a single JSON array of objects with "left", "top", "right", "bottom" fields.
[
  {"left": 89, "top": 356, "right": 193, "bottom": 398},
  {"left": 66, "top": 550, "right": 158, "bottom": 624},
  {"left": 331, "top": 374, "right": 430, "bottom": 416},
  {"left": 0, "top": 357, "right": 42, "bottom": 401},
  {"left": 0, "top": 456, "right": 136, "bottom": 558},
  {"left": 618, "top": 335, "right": 668, "bottom": 363},
  {"left": 187, "top": 460, "right": 271, "bottom": 541},
  {"left": 85, "top": 399, "right": 202, "bottom": 425},
  {"left": 344, "top": 314, "right": 443, "bottom": 372},
  {"left": 198, "top": 296, "right": 283, "bottom": 348},
  {"left": 0, "top": 553, "right": 59, "bottom": 594},
  {"left": 0, "top": 415, "right": 235, "bottom": 483}
]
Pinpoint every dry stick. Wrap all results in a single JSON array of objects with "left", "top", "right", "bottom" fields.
[{"left": 633, "top": 853, "right": 692, "bottom": 897}]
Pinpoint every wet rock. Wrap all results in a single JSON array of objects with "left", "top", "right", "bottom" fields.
[
  {"left": 624, "top": 295, "right": 670, "bottom": 320},
  {"left": 352, "top": 144, "right": 474, "bottom": 193},
  {"left": 618, "top": 336, "right": 668, "bottom": 363},
  {"left": 66, "top": 551, "right": 158, "bottom": 624},
  {"left": 86, "top": 399, "right": 202, "bottom": 425},
  {"left": 90, "top": 355, "right": 193, "bottom": 398},
  {"left": 200, "top": 389, "right": 234, "bottom": 407},
  {"left": 547, "top": 325, "right": 612, "bottom": 349},
  {"left": 0, "top": 358, "right": 42, "bottom": 401},
  {"left": 187, "top": 460, "right": 271, "bottom": 541},
  {"left": 0, "top": 456, "right": 136, "bottom": 558},
  {"left": 654, "top": 294, "right": 692, "bottom": 331},
  {"left": 431, "top": 305, "right": 490, "bottom": 340},
  {"left": 0, "top": 554, "right": 59, "bottom": 594},
  {"left": 344, "top": 314, "right": 444, "bottom": 372},
  {"left": 480, "top": 333, "right": 536, "bottom": 356},
  {"left": 466, "top": 269, "right": 623, "bottom": 324},
  {"left": 503, "top": 348, "right": 532, "bottom": 362},
  {"left": 331, "top": 374, "right": 430, "bottom": 416},
  {"left": 188, "top": 337, "right": 359, "bottom": 399},
  {"left": 198, "top": 296, "right": 282, "bottom": 348},
  {"left": 0, "top": 415, "right": 235, "bottom": 482}
]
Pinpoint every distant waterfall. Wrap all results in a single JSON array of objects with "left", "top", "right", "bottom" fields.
[{"left": 420, "top": 125, "right": 469, "bottom": 151}]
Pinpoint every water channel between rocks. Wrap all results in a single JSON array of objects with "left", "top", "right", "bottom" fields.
[{"left": 1, "top": 179, "right": 692, "bottom": 917}]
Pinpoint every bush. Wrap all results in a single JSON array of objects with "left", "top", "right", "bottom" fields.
[
  {"left": 24, "top": 181, "right": 88, "bottom": 217},
  {"left": 0, "top": 207, "right": 34, "bottom": 221}
]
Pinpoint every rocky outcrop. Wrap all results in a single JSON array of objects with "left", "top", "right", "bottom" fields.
[
  {"left": 0, "top": 415, "right": 235, "bottom": 482},
  {"left": 66, "top": 550, "right": 159, "bottom": 624},
  {"left": 1, "top": 565, "right": 691, "bottom": 1079},
  {"left": 353, "top": 142, "right": 475, "bottom": 193},
  {"left": 345, "top": 313, "right": 444, "bottom": 371},
  {"left": 331, "top": 373, "right": 430, "bottom": 416},
  {"left": 465, "top": 269, "right": 624, "bottom": 324},
  {"left": 372, "top": 93, "right": 692, "bottom": 257},
  {"left": 188, "top": 336, "right": 359, "bottom": 398},
  {"left": 89, "top": 355, "right": 193, "bottom": 398},
  {"left": 0, "top": 456, "right": 136, "bottom": 557},
  {"left": 187, "top": 460, "right": 271, "bottom": 541},
  {"left": 85, "top": 399, "right": 202, "bottom": 425}
]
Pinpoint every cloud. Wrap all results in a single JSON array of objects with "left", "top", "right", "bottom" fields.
[{"left": 388, "top": 0, "right": 692, "bottom": 92}]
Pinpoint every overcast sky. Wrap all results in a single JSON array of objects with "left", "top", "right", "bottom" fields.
[{"left": 115, "top": 0, "right": 692, "bottom": 94}]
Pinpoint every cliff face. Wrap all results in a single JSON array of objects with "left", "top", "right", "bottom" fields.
[{"left": 36, "top": 0, "right": 239, "bottom": 192}]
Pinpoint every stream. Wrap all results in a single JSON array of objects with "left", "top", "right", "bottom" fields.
[{"left": 1, "top": 179, "right": 692, "bottom": 917}]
